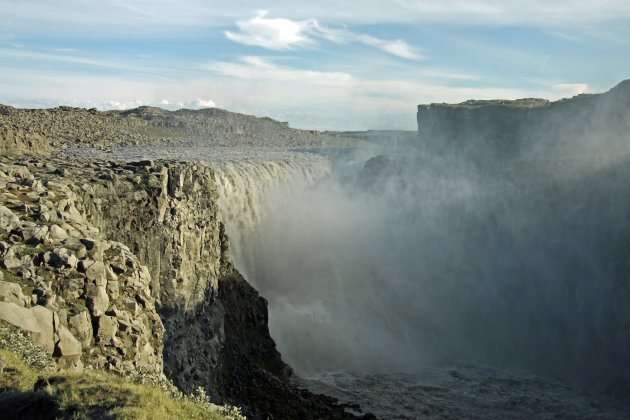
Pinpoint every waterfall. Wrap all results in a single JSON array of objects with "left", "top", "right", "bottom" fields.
[{"left": 210, "top": 150, "right": 332, "bottom": 269}]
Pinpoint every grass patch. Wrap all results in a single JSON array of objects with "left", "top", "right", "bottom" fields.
[
  {"left": 0, "top": 321, "right": 242, "bottom": 419},
  {"left": 0, "top": 267, "right": 34, "bottom": 293},
  {"left": 49, "top": 372, "right": 225, "bottom": 420},
  {"left": 0, "top": 342, "right": 231, "bottom": 419}
]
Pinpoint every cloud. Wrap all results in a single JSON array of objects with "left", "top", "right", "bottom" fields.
[
  {"left": 224, "top": 10, "right": 317, "bottom": 50},
  {"left": 151, "top": 98, "right": 216, "bottom": 109},
  {"left": 550, "top": 83, "right": 588, "bottom": 97},
  {"left": 3, "top": 1, "right": 629, "bottom": 37},
  {"left": 185, "top": 98, "right": 216, "bottom": 108},
  {"left": 100, "top": 100, "right": 145, "bottom": 110},
  {"left": 225, "top": 11, "right": 423, "bottom": 60},
  {"left": 208, "top": 56, "right": 355, "bottom": 87},
  {"left": 356, "top": 35, "right": 423, "bottom": 60}
]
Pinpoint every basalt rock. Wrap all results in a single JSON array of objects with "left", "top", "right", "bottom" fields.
[
  {"left": 0, "top": 154, "right": 368, "bottom": 418},
  {"left": 0, "top": 159, "right": 164, "bottom": 376},
  {"left": 417, "top": 79, "right": 630, "bottom": 159}
]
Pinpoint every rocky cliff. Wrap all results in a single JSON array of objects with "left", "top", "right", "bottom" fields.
[
  {"left": 0, "top": 153, "right": 366, "bottom": 419},
  {"left": 0, "top": 105, "right": 326, "bottom": 152},
  {"left": 0, "top": 159, "right": 164, "bottom": 377},
  {"left": 417, "top": 80, "right": 630, "bottom": 158}
]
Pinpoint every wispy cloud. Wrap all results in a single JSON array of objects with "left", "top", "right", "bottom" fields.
[
  {"left": 0, "top": 48, "right": 137, "bottom": 72},
  {"left": 208, "top": 56, "right": 355, "bottom": 86},
  {"left": 225, "top": 11, "right": 423, "bottom": 60},
  {"left": 355, "top": 35, "right": 423, "bottom": 60},
  {"left": 3, "top": 1, "right": 629, "bottom": 35}
]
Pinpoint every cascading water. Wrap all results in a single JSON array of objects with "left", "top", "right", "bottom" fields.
[
  {"left": 65, "top": 145, "right": 630, "bottom": 418},
  {"left": 225, "top": 147, "right": 630, "bottom": 419},
  {"left": 209, "top": 151, "right": 332, "bottom": 268}
]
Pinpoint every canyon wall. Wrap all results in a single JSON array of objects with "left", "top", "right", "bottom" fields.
[
  {"left": 0, "top": 154, "right": 362, "bottom": 419},
  {"left": 417, "top": 79, "right": 630, "bottom": 159}
]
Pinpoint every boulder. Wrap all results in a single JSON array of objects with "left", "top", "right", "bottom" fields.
[
  {"left": 0, "top": 205, "right": 20, "bottom": 234},
  {"left": 21, "top": 225, "right": 49, "bottom": 245},
  {"left": 84, "top": 261, "right": 106, "bottom": 286},
  {"left": 106, "top": 280, "right": 119, "bottom": 299},
  {"left": 0, "top": 302, "right": 55, "bottom": 354},
  {"left": 96, "top": 315, "right": 118, "bottom": 343},
  {"left": 0, "top": 280, "right": 29, "bottom": 307},
  {"left": 1, "top": 246, "right": 22, "bottom": 270},
  {"left": 48, "top": 247, "right": 78, "bottom": 268},
  {"left": 86, "top": 283, "right": 109, "bottom": 317},
  {"left": 68, "top": 310, "right": 93, "bottom": 347},
  {"left": 55, "top": 331, "right": 83, "bottom": 370},
  {"left": 53, "top": 312, "right": 83, "bottom": 371},
  {"left": 48, "top": 224, "right": 68, "bottom": 240}
]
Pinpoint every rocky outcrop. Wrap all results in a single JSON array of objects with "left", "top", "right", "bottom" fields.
[
  {"left": 71, "top": 159, "right": 233, "bottom": 398},
  {"left": 0, "top": 160, "right": 164, "bottom": 376},
  {"left": 0, "top": 154, "right": 365, "bottom": 418},
  {"left": 0, "top": 104, "right": 324, "bottom": 152},
  {"left": 417, "top": 79, "right": 630, "bottom": 158}
]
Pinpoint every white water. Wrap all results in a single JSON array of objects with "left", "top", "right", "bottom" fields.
[
  {"left": 66, "top": 146, "right": 630, "bottom": 418},
  {"left": 218, "top": 147, "right": 630, "bottom": 418},
  {"left": 299, "top": 364, "right": 628, "bottom": 419}
]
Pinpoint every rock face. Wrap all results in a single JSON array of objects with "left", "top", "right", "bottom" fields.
[
  {"left": 0, "top": 154, "right": 361, "bottom": 418},
  {"left": 74, "top": 160, "right": 233, "bottom": 397},
  {"left": 0, "top": 104, "right": 324, "bottom": 152},
  {"left": 417, "top": 79, "right": 630, "bottom": 158},
  {"left": 0, "top": 161, "right": 164, "bottom": 375}
]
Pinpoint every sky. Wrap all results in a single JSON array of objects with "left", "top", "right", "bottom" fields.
[{"left": 1, "top": 1, "right": 629, "bottom": 131}]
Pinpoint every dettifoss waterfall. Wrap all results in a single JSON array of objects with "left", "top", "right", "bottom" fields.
[{"left": 68, "top": 145, "right": 630, "bottom": 419}]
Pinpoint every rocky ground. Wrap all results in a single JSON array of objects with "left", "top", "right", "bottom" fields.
[
  {"left": 0, "top": 156, "right": 164, "bottom": 376},
  {"left": 0, "top": 104, "right": 333, "bottom": 153}
]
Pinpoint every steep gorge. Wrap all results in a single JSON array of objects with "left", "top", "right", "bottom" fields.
[{"left": 0, "top": 152, "right": 361, "bottom": 419}]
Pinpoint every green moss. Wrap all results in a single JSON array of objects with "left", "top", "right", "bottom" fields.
[
  {"left": 0, "top": 267, "right": 34, "bottom": 293},
  {"left": 104, "top": 247, "right": 122, "bottom": 260}
]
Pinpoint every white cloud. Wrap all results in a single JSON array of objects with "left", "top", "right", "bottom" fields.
[
  {"left": 225, "top": 11, "right": 423, "bottom": 60},
  {"left": 224, "top": 10, "right": 316, "bottom": 50},
  {"left": 208, "top": 56, "right": 355, "bottom": 87},
  {"left": 356, "top": 35, "right": 423, "bottom": 60},
  {"left": 154, "top": 98, "right": 216, "bottom": 109},
  {"left": 100, "top": 100, "right": 145, "bottom": 110},
  {"left": 551, "top": 83, "right": 588, "bottom": 96},
  {"left": 185, "top": 98, "right": 216, "bottom": 108}
]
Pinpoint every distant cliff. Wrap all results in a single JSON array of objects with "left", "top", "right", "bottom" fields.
[{"left": 417, "top": 80, "right": 630, "bottom": 158}]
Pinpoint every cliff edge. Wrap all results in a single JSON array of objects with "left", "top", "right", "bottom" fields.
[
  {"left": 0, "top": 105, "right": 325, "bottom": 152},
  {"left": 417, "top": 79, "right": 630, "bottom": 158},
  {"left": 0, "top": 153, "right": 368, "bottom": 419}
]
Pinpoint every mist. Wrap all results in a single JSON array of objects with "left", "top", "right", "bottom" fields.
[{"left": 224, "top": 83, "right": 630, "bottom": 402}]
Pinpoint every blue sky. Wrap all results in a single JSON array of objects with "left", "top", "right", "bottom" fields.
[{"left": 1, "top": 1, "right": 629, "bottom": 130}]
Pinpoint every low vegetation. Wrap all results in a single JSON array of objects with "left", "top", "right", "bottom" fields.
[{"left": 0, "top": 322, "right": 241, "bottom": 420}]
